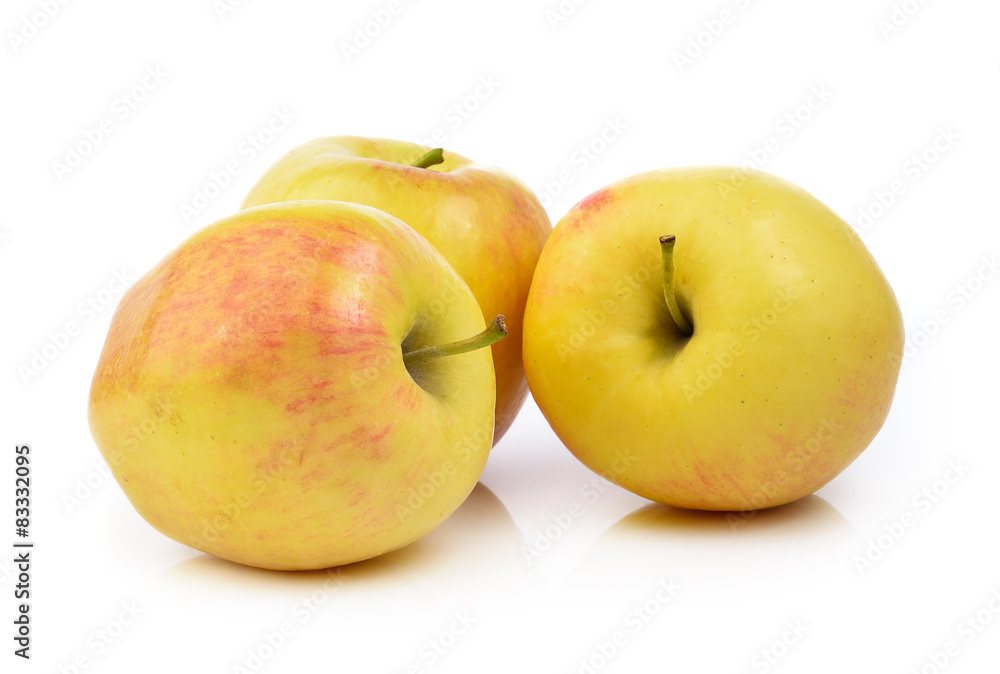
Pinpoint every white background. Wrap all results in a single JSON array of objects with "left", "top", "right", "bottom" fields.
[{"left": 2, "top": 0, "right": 999, "bottom": 672}]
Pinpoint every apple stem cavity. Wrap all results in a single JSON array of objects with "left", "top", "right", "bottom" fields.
[
  {"left": 411, "top": 148, "right": 445, "bottom": 170},
  {"left": 659, "top": 235, "right": 693, "bottom": 337},
  {"left": 403, "top": 315, "right": 507, "bottom": 366}
]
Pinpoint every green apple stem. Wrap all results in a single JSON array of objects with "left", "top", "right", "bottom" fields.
[
  {"left": 403, "top": 315, "right": 507, "bottom": 366},
  {"left": 411, "top": 148, "right": 445, "bottom": 169},
  {"left": 659, "top": 235, "right": 693, "bottom": 336}
]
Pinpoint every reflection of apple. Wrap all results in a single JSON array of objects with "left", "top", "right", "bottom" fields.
[
  {"left": 242, "top": 136, "right": 552, "bottom": 445},
  {"left": 576, "top": 496, "right": 857, "bottom": 605},
  {"left": 150, "top": 483, "right": 530, "bottom": 672},
  {"left": 89, "top": 201, "right": 504, "bottom": 570},
  {"left": 523, "top": 167, "right": 904, "bottom": 510}
]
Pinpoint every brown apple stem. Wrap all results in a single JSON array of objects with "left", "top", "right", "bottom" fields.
[
  {"left": 411, "top": 148, "right": 445, "bottom": 169},
  {"left": 659, "top": 235, "right": 693, "bottom": 336},
  {"left": 403, "top": 315, "right": 507, "bottom": 366}
]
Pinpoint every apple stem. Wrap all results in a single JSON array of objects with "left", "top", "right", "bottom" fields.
[
  {"left": 411, "top": 148, "right": 445, "bottom": 169},
  {"left": 403, "top": 315, "right": 507, "bottom": 366},
  {"left": 659, "top": 235, "right": 693, "bottom": 336}
]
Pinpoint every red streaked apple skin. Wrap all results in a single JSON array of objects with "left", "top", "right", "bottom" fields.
[
  {"left": 242, "top": 136, "right": 551, "bottom": 445},
  {"left": 523, "top": 167, "right": 905, "bottom": 511},
  {"left": 89, "top": 201, "right": 495, "bottom": 569}
]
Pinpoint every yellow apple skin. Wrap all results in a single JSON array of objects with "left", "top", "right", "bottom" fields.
[
  {"left": 523, "top": 168, "right": 904, "bottom": 511},
  {"left": 89, "top": 201, "right": 495, "bottom": 570},
  {"left": 241, "top": 136, "right": 551, "bottom": 445}
]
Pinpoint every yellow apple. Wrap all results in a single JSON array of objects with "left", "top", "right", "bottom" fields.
[
  {"left": 523, "top": 167, "right": 904, "bottom": 511},
  {"left": 89, "top": 200, "right": 504, "bottom": 570},
  {"left": 241, "top": 136, "right": 551, "bottom": 444}
]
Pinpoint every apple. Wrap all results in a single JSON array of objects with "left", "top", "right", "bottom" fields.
[
  {"left": 522, "top": 167, "right": 904, "bottom": 511},
  {"left": 88, "top": 200, "right": 506, "bottom": 570},
  {"left": 241, "top": 136, "right": 552, "bottom": 445}
]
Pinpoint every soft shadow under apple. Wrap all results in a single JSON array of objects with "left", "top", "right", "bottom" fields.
[
  {"left": 575, "top": 495, "right": 858, "bottom": 602},
  {"left": 154, "top": 481, "right": 526, "bottom": 598},
  {"left": 616, "top": 494, "right": 854, "bottom": 537}
]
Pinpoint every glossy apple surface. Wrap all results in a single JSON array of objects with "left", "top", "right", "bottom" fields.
[
  {"left": 242, "top": 136, "right": 551, "bottom": 445},
  {"left": 523, "top": 168, "right": 904, "bottom": 511},
  {"left": 89, "top": 201, "right": 496, "bottom": 569}
]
